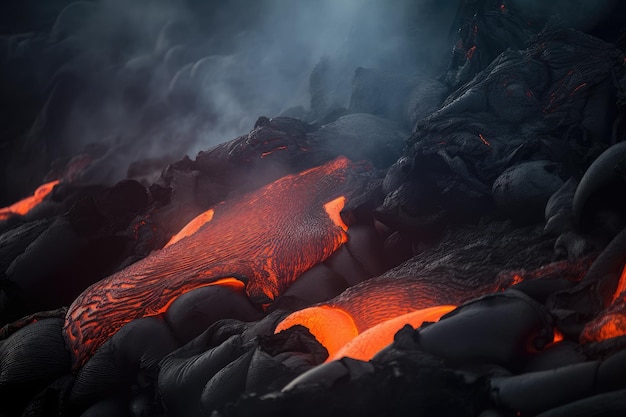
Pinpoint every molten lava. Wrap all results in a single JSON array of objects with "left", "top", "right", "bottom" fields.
[
  {"left": 581, "top": 263, "right": 626, "bottom": 342},
  {"left": 273, "top": 273, "right": 470, "bottom": 360},
  {"left": 612, "top": 263, "right": 626, "bottom": 304},
  {"left": 274, "top": 262, "right": 540, "bottom": 361},
  {"left": 275, "top": 306, "right": 359, "bottom": 359},
  {"left": 331, "top": 306, "right": 455, "bottom": 361},
  {"left": 65, "top": 156, "right": 368, "bottom": 367},
  {"left": 165, "top": 209, "right": 215, "bottom": 247},
  {"left": 0, "top": 180, "right": 60, "bottom": 220},
  {"left": 276, "top": 303, "right": 455, "bottom": 361}
]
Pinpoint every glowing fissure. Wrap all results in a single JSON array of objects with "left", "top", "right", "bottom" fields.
[
  {"left": 65, "top": 157, "right": 359, "bottom": 368},
  {"left": 323, "top": 196, "right": 348, "bottom": 233},
  {"left": 261, "top": 145, "right": 288, "bottom": 158},
  {"left": 581, "top": 263, "right": 626, "bottom": 342},
  {"left": 0, "top": 180, "right": 60, "bottom": 220}
]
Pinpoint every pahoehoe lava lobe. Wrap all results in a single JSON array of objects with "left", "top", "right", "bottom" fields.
[{"left": 64, "top": 156, "right": 374, "bottom": 368}]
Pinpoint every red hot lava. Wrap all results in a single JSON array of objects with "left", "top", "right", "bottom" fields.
[
  {"left": 581, "top": 264, "right": 626, "bottom": 342},
  {"left": 0, "top": 180, "right": 60, "bottom": 220},
  {"left": 64, "top": 156, "right": 368, "bottom": 368}
]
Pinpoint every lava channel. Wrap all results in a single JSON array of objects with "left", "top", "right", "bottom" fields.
[{"left": 64, "top": 156, "right": 370, "bottom": 368}]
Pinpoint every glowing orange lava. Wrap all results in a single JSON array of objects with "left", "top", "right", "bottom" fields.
[
  {"left": 274, "top": 274, "right": 467, "bottom": 361},
  {"left": 580, "top": 264, "right": 626, "bottom": 342},
  {"left": 330, "top": 305, "right": 455, "bottom": 362},
  {"left": 0, "top": 180, "right": 60, "bottom": 220},
  {"left": 612, "top": 263, "right": 626, "bottom": 304},
  {"left": 165, "top": 209, "right": 214, "bottom": 247},
  {"left": 65, "top": 156, "right": 367, "bottom": 368},
  {"left": 323, "top": 196, "right": 348, "bottom": 233},
  {"left": 275, "top": 306, "right": 358, "bottom": 359}
]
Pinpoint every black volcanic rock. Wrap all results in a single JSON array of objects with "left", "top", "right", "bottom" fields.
[{"left": 381, "top": 26, "right": 625, "bottom": 237}]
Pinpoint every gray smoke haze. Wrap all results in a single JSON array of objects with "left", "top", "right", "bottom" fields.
[
  {"left": 36, "top": 0, "right": 459, "bottom": 185},
  {"left": 2, "top": 0, "right": 620, "bottom": 202}
]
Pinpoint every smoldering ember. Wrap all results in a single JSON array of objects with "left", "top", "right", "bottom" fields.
[{"left": 3, "top": 0, "right": 626, "bottom": 416}]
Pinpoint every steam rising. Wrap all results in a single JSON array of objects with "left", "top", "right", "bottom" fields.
[
  {"left": 14, "top": 0, "right": 456, "bottom": 187},
  {"left": 2, "top": 0, "right": 620, "bottom": 202}
]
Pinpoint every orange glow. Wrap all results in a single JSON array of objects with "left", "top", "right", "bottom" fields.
[
  {"left": 323, "top": 276, "right": 500, "bottom": 332},
  {"left": 581, "top": 313, "right": 626, "bottom": 342},
  {"left": 323, "top": 196, "right": 348, "bottom": 233},
  {"left": 580, "top": 263, "right": 626, "bottom": 343},
  {"left": 511, "top": 274, "right": 524, "bottom": 286},
  {"left": 165, "top": 209, "right": 214, "bottom": 247},
  {"left": 331, "top": 305, "right": 455, "bottom": 362},
  {"left": 274, "top": 262, "right": 512, "bottom": 362},
  {"left": 275, "top": 306, "right": 358, "bottom": 359},
  {"left": 551, "top": 328, "right": 564, "bottom": 344},
  {"left": 65, "top": 157, "right": 360, "bottom": 368},
  {"left": 612, "top": 264, "right": 626, "bottom": 304},
  {"left": 0, "top": 180, "right": 60, "bottom": 220},
  {"left": 478, "top": 134, "right": 490, "bottom": 147}
]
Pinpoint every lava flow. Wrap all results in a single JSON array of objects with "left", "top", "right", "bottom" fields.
[
  {"left": 0, "top": 180, "right": 60, "bottom": 220},
  {"left": 275, "top": 302, "right": 456, "bottom": 361},
  {"left": 580, "top": 263, "right": 626, "bottom": 342},
  {"left": 65, "top": 156, "right": 369, "bottom": 368},
  {"left": 274, "top": 266, "right": 529, "bottom": 360},
  {"left": 332, "top": 306, "right": 456, "bottom": 361},
  {"left": 274, "top": 274, "right": 466, "bottom": 360}
]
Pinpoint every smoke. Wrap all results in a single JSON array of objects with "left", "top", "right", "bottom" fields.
[
  {"left": 1, "top": 0, "right": 461, "bottom": 188},
  {"left": 0, "top": 0, "right": 465, "bottom": 205},
  {"left": 3, "top": 0, "right": 621, "bottom": 202}
]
